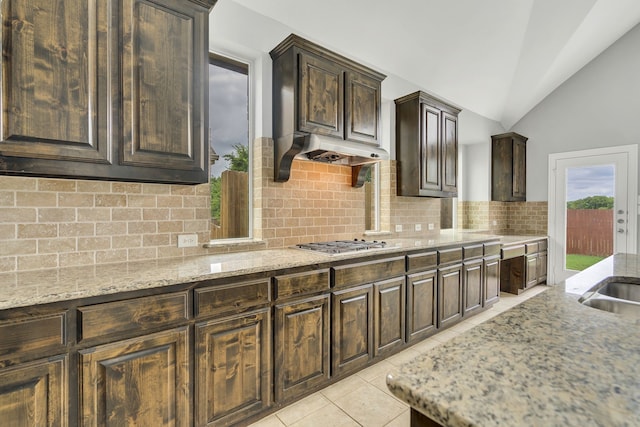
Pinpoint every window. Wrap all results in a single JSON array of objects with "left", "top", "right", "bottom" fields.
[
  {"left": 364, "top": 163, "right": 380, "bottom": 231},
  {"left": 208, "top": 53, "right": 251, "bottom": 240}
]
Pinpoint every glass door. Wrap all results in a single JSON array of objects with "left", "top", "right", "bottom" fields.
[{"left": 550, "top": 147, "right": 636, "bottom": 283}]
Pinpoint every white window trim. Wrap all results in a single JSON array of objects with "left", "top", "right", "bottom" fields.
[{"left": 207, "top": 49, "right": 255, "bottom": 242}]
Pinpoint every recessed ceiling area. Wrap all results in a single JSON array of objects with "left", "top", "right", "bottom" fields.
[{"left": 219, "top": 0, "right": 640, "bottom": 129}]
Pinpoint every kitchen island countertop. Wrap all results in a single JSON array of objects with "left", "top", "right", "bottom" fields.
[{"left": 386, "top": 253, "right": 640, "bottom": 427}]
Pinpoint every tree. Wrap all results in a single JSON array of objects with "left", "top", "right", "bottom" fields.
[
  {"left": 210, "top": 176, "right": 221, "bottom": 221},
  {"left": 223, "top": 144, "right": 249, "bottom": 172},
  {"left": 567, "top": 195, "right": 614, "bottom": 209}
]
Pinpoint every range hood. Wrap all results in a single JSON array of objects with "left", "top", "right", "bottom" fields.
[{"left": 274, "top": 132, "right": 389, "bottom": 187}]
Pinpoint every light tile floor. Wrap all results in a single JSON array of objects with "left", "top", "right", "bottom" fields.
[{"left": 249, "top": 286, "right": 549, "bottom": 427}]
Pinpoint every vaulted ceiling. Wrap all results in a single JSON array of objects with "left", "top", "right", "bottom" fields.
[{"left": 223, "top": 0, "right": 640, "bottom": 129}]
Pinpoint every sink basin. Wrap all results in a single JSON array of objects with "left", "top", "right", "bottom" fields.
[
  {"left": 580, "top": 277, "right": 640, "bottom": 320},
  {"left": 596, "top": 281, "right": 640, "bottom": 303},
  {"left": 582, "top": 297, "right": 640, "bottom": 320}
]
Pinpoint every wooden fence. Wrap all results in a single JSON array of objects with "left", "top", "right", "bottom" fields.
[
  {"left": 566, "top": 209, "right": 612, "bottom": 256},
  {"left": 210, "top": 170, "right": 249, "bottom": 240}
]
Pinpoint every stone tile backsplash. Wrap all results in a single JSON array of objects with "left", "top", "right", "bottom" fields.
[{"left": 0, "top": 138, "right": 547, "bottom": 272}]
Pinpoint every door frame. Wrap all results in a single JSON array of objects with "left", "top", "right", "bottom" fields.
[{"left": 548, "top": 144, "right": 638, "bottom": 285}]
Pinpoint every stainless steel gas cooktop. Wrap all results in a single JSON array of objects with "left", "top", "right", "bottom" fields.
[{"left": 296, "top": 239, "right": 387, "bottom": 254}]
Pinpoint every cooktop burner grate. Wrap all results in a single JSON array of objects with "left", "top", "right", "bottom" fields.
[{"left": 296, "top": 239, "right": 387, "bottom": 254}]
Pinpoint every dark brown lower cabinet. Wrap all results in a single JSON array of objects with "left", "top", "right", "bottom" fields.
[
  {"left": 483, "top": 256, "right": 500, "bottom": 306},
  {"left": 79, "top": 327, "right": 190, "bottom": 427},
  {"left": 462, "top": 259, "right": 483, "bottom": 317},
  {"left": 195, "top": 309, "right": 271, "bottom": 427},
  {"left": 332, "top": 284, "right": 373, "bottom": 377},
  {"left": 275, "top": 295, "right": 330, "bottom": 402},
  {"left": 406, "top": 270, "right": 438, "bottom": 343},
  {"left": 374, "top": 277, "right": 406, "bottom": 357},
  {"left": 438, "top": 263, "right": 463, "bottom": 329},
  {"left": 0, "top": 355, "right": 67, "bottom": 426}
]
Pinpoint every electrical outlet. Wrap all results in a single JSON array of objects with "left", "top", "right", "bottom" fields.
[
  {"left": 415, "top": 224, "right": 422, "bottom": 231},
  {"left": 395, "top": 224, "right": 402, "bottom": 232},
  {"left": 492, "top": 220, "right": 497, "bottom": 226},
  {"left": 177, "top": 234, "right": 198, "bottom": 248},
  {"left": 428, "top": 223, "right": 435, "bottom": 230}
]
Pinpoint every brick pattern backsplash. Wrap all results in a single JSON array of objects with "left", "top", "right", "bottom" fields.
[
  {"left": 254, "top": 137, "right": 368, "bottom": 248},
  {"left": 0, "top": 177, "right": 213, "bottom": 272},
  {"left": 1, "top": 137, "right": 541, "bottom": 273},
  {"left": 458, "top": 201, "right": 548, "bottom": 235},
  {"left": 388, "top": 161, "right": 442, "bottom": 237}
]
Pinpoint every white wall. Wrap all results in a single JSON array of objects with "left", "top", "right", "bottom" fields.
[
  {"left": 512, "top": 23, "right": 640, "bottom": 201},
  {"left": 458, "top": 110, "right": 505, "bottom": 201}
]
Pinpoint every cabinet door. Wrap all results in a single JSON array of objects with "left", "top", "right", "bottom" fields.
[
  {"left": 512, "top": 138, "right": 526, "bottom": 199},
  {"left": 438, "top": 263, "right": 463, "bottom": 329},
  {"left": 463, "top": 259, "right": 483, "bottom": 316},
  {"left": 0, "top": 0, "right": 110, "bottom": 164},
  {"left": 441, "top": 112, "right": 458, "bottom": 195},
  {"left": 484, "top": 257, "right": 500, "bottom": 306},
  {"left": 406, "top": 270, "right": 438, "bottom": 343},
  {"left": 374, "top": 277, "right": 405, "bottom": 357},
  {"left": 298, "top": 52, "right": 344, "bottom": 138},
  {"left": 79, "top": 327, "right": 190, "bottom": 427},
  {"left": 332, "top": 284, "right": 373, "bottom": 377},
  {"left": 420, "top": 104, "right": 441, "bottom": 192},
  {"left": 0, "top": 355, "right": 67, "bottom": 426},
  {"left": 537, "top": 251, "right": 548, "bottom": 284},
  {"left": 345, "top": 71, "right": 380, "bottom": 144},
  {"left": 119, "top": 0, "right": 207, "bottom": 178},
  {"left": 525, "top": 254, "right": 538, "bottom": 288},
  {"left": 275, "top": 295, "right": 330, "bottom": 402},
  {"left": 195, "top": 309, "right": 271, "bottom": 427}
]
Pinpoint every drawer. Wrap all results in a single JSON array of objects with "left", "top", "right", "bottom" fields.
[
  {"left": 484, "top": 242, "right": 501, "bottom": 257},
  {"left": 538, "top": 239, "right": 548, "bottom": 251},
  {"left": 79, "top": 291, "right": 189, "bottom": 342},
  {"left": 275, "top": 269, "right": 330, "bottom": 300},
  {"left": 501, "top": 244, "right": 525, "bottom": 259},
  {"left": 0, "top": 312, "right": 67, "bottom": 364},
  {"left": 196, "top": 279, "right": 270, "bottom": 318},
  {"left": 407, "top": 251, "right": 437, "bottom": 273},
  {"left": 463, "top": 244, "right": 483, "bottom": 260},
  {"left": 525, "top": 242, "right": 539, "bottom": 254},
  {"left": 332, "top": 256, "right": 405, "bottom": 288},
  {"left": 438, "top": 247, "right": 463, "bottom": 265}
]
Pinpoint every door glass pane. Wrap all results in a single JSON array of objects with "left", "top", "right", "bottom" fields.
[{"left": 565, "top": 165, "right": 614, "bottom": 271}]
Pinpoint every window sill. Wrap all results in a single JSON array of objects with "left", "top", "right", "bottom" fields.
[
  {"left": 363, "top": 230, "right": 393, "bottom": 237},
  {"left": 203, "top": 239, "right": 267, "bottom": 254}
]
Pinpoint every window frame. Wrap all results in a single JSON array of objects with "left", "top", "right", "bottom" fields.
[
  {"left": 366, "top": 163, "right": 381, "bottom": 232},
  {"left": 207, "top": 51, "right": 254, "bottom": 242}
]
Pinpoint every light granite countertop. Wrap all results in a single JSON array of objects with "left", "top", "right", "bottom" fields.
[
  {"left": 386, "top": 253, "right": 640, "bottom": 427},
  {"left": 0, "top": 231, "right": 541, "bottom": 311}
]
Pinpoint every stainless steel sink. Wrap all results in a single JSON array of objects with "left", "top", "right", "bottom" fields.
[
  {"left": 582, "top": 298, "right": 640, "bottom": 320},
  {"left": 596, "top": 281, "right": 640, "bottom": 303},
  {"left": 580, "top": 277, "right": 640, "bottom": 320}
]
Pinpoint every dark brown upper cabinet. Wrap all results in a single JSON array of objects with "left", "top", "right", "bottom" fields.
[
  {"left": 491, "top": 132, "right": 528, "bottom": 201},
  {"left": 395, "top": 91, "right": 460, "bottom": 197},
  {"left": 0, "top": 0, "right": 217, "bottom": 184},
  {"left": 270, "top": 34, "right": 386, "bottom": 184},
  {"left": 298, "top": 52, "right": 345, "bottom": 139}
]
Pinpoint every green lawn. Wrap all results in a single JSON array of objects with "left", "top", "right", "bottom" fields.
[{"left": 566, "top": 254, "right": 606, "bottom": 271}]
